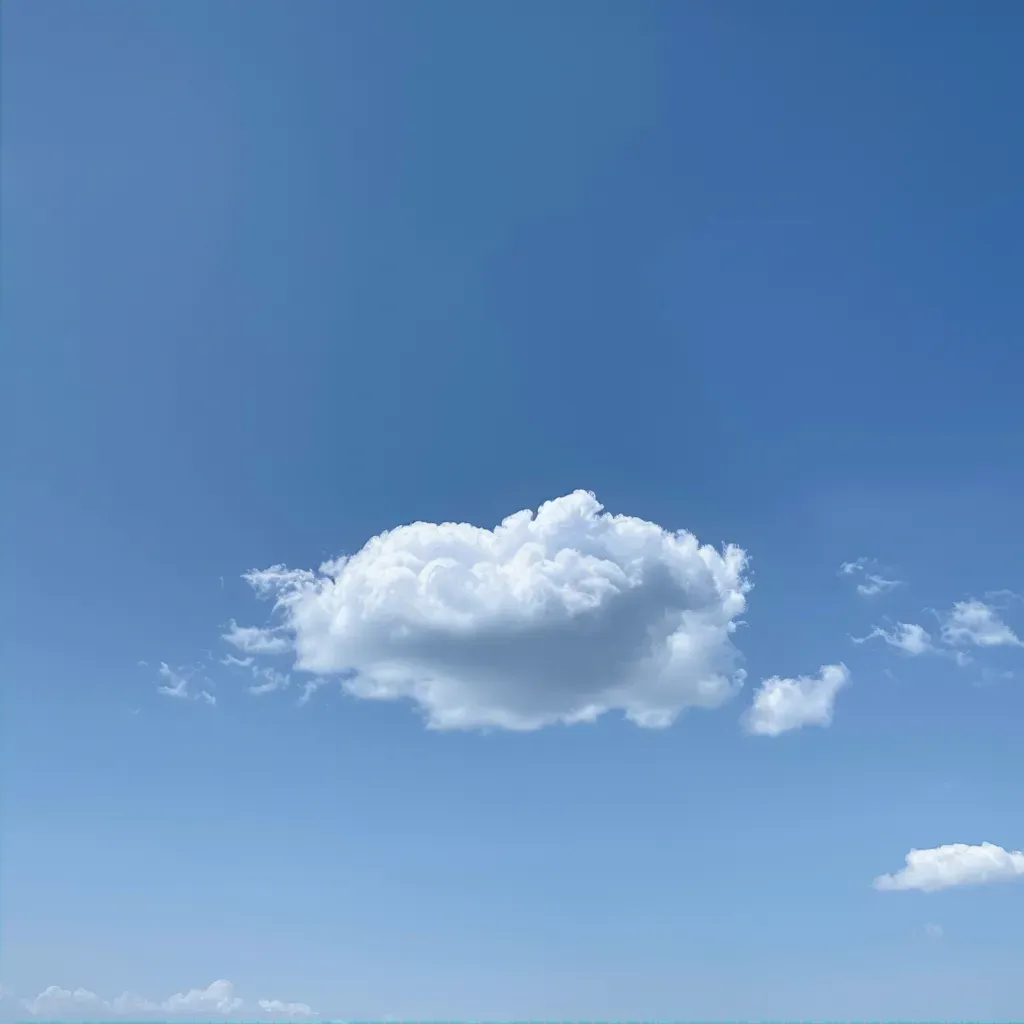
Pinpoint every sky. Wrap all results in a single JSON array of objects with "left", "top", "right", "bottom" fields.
[{"left": 2, "top": 1, "right": 1024, "bottom": 1020}]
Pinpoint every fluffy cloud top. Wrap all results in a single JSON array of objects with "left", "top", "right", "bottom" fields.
[
  {"left": 874, "top": 842, "right": 1024, "bottom": 892},
  {"left": 162, "top": 980, "right": 242, "bottom": 1015},
  {"left": 17, "top": 980, "right": 316, "bottom": 1021},
  {"left": 230, "top": 491, "right": 751, "bottom": 731},
  {"left": 743, "top": 664, "right": 850, "bottom": 737},
  {"left": 22, "top": 987, "right": 105, "bottom": 1018},
  {"left": 940, "top": 600, "right": 1021, "bottom": 648}
]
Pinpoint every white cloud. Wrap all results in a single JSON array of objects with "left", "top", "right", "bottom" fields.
[
  {"left": 22, "top": 987, "right": 104, "bottom": 1018},
  {"left": 248, "top": 666, "right": 291, "bottom": 695},
  {"left": 924, "top": 922, "right": 944, "bottom": 940},
  {"left": 857, "top": 574, "right": 901, "bottom": 597},
  {"left": 939, "top": 600, "right": 1021, "bottom": 648},
  {"left": 221, "top": 653, "right": 255, "bottom": 668},
  {"left": 853, "top": 622, "right": 935, "bottom": 655},
  {"left": 230, "top": 491, "right": 751, "bottom": 731},
  {"left": 221, "top": 656, "right": 292, "bottom": 695},
  {"left": 162, "top": 980, "right": 242, "bottom": 1015},
  {"left": 110, "top": 991, "right": 158, "bottom": 1015},
  {"left": 839, "top": 557, "right": 902, "bottom": 597},
  {"left": 743, "top": 664, "right": 850, "bottom": 737},
  {"left": 15, "top": 980, "right": 317, "bottom": 1021},
  {"left": 223, "top": 620, "right": 291, "bottom": 655},
  {"left": 297, "top": 679, "right": 322, "bottom": 706},
  {"left": 874, "top": 842, "right": 1024, "bottom": 892},
  {"left": 157, "top": 663, "right": 190, "bottom": 699},
  {"left": 156, "top": 663, "right": 216, "bottom": 706},
  {"left": 258, "top": 999, "right": 318, "bottom": 1020}
]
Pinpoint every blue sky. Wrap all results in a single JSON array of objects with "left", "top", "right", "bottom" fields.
[{"left": 3, "top": 1, "right": 1024, "bottom": 1020}]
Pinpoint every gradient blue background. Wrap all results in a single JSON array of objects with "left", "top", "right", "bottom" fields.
[{"left": 3, "top": 1, "right": 1023, "bottom": 1019}]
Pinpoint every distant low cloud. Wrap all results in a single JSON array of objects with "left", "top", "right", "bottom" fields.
[
  {"left": 257, "top": 1000, "right": 317, "bottom": 1019},
  {"left": 162, "top": 980, "right": 242, "bottom": 1016},
  {"left": 15, "top": 980, "right": 316, "bottom": 1021},
  {"left": 839, "top": 557, "right": 902, "bottom": 597},
  {"left": 21, "top": 988, "right": 106, "bottom": 1019},
  {"left": 224, "top": 491, "right": 751, "bottom": 731},
  {"left": 874, "top": 842, "right": 1024, "bottom": 892},
  {"left": 743, "top": 664, "right": 850, "bottom": 737},
  {"left": 939, "top": 600, "right": 1021, "bottom": 648}
]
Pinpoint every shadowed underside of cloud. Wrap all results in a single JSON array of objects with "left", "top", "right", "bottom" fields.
[
  {"left": 874, "top": 842, "right": 1024, "bottom": 892},
  {"left": 227, "top": 490, "right": 751, "bottom": 731},
  {"left": 743, "top": 664, "right": 850, "bottom": 736},
  {"left": 15, "top": 980, "right": 316, "bottom": 1021}
]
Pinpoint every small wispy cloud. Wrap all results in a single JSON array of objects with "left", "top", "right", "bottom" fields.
[
  {"left": 156, "top": 663, "right": 216, "bottom": 706},
  {"left": 222, "top": 620, "right": 291, "bottom": 656},
  {"left": 852, "top": 622, "right": 936, "bottom": 656},
  {"left": 248, "top": 666, "right": 290, "bottom": 696},
  {"left": 221, "top": 654, "right": 255, "bottom": 668},
  {"left": 220, "top": 655, "right": 291, "bottom": 696},
  {"left": 855, "top": 599, "right": 1022, "bottom": 667},
  {"left": 924, "top": 922, "right": 944, "bottom": 941},
  {"left": 857, "top": 574, "right": 902, "bottom": 597},
  {"left": 297, "top": 679, "right": 323, "bottom": 707},
  {"left": 157, "top": 663, "right": 190, "bottom": 699},
  {"left": 973, "top": 667, "right": 1015, "bottom": 689},
  {"left": 839, "top": 557, "right": 902, "bottom": 597}
]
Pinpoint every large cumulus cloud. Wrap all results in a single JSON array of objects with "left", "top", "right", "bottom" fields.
[{"left": 229, "top": 491, "right": 750, "bottom": 730}]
